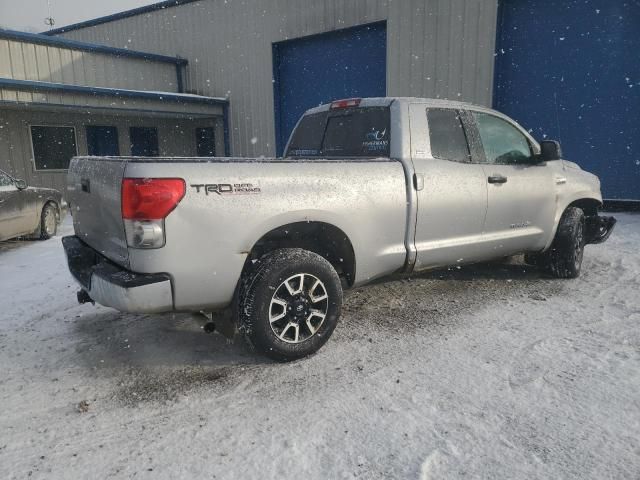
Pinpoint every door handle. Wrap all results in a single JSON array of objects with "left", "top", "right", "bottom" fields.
[{"left": 488, "top": 175, "right": 508, "bottom": 184}]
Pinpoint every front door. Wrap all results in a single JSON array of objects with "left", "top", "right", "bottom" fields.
[
  {"left": 470, "top": 111, "right": 556, "bottom": 254},
  {"left": 0, "top": 172, "right": 32, "bottom": 241},
  {"left": 410, "top": 105, "right": 489, "bottom": 270}
]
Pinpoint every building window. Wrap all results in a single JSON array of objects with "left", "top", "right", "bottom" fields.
[
  {"left": 87, "top": 126, "right": 120, "bottom": 156},
  {"left": 130, "top": 127, "right": 159, "bottom": 156},
  {"left": 30, "top": 125, "right": 77, "bottom": 171},
  {"left": 196, "top": 127, "right": 216, "bottom": 156}
]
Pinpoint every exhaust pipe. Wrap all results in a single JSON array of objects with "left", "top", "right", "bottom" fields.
[{"left": 77, "top": 290, "right": 94, "bottom": 305}]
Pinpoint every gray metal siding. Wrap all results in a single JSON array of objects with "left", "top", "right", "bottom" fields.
[
  {"left": 0, "top": 108, "right": 223, "bottom": 193},
  {"left": 58, "top": 0, "right": 498, "bottom": 157},
  {"left": 0, "top": 38, "right": 179, "bottom": 92}
]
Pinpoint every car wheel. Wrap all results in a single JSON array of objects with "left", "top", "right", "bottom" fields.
[
  {"left": 239, "top": 248, "right": 342, "bottom": 361},
  {"left": 39, "top": 203, "right": 58, "bottom": 240},
  {"left": 546, "top": 207, "right": 586, "bottom": 279}
]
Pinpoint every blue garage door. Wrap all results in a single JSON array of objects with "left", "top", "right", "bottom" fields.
[
  {"left": 273, "top": 22, "right": 387, "bottom": 156},
  {"left": 494, "top": 1, "right": 639, "bottom": 200}
]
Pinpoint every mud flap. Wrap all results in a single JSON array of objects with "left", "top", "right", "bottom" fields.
[{"left": 585, "top": 215, "right": 616, "bottom": 244}]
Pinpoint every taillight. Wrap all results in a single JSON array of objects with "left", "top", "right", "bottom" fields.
[
  {"left": 122, "top": 178, "right": 185, "bottom": 249},
  {"left": 330, "top": 98, "right": 361, "bottom": 109},
  {"left": 122, "top": 178, "right": 185, "bottom": 220}
]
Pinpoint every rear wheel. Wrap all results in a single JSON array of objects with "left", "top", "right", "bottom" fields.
[{"left": 238, "top": 248, "right": 342, "bottom": 361}]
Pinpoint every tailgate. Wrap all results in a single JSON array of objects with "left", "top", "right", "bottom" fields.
[{"left": 67, "top": 157, "right": 129, "bottom": 267}]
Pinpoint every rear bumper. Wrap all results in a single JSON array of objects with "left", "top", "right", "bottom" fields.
[{"left": 62, "top": 235, "right": 173, "bottom": 313}]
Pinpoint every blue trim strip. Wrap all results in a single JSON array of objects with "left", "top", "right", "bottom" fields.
[
  {"left": 0, "top": 78, "right": 228, "bottom": 106},
  {"left": 0, "top": 28, "right": 187, "bottom": 65},
  {"left": 0, "top": 99, "right": 223, "bottom": 118},
  {"left": 44, "top": 0, "right": 202, "bottom": 35}
]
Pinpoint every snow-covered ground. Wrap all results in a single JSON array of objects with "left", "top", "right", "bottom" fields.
[{"left": 1, "top": 214, "right": 639, "bottom": 479}]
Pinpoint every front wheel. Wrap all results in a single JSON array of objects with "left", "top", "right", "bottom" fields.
[
  {"left": 238, "top": 248, "right": 342, "bottom": 361},
  {"left": 546, "top": 207, "right": 586, "bottom": 278},
  {"left": 39, "top": 203, "right": 58, "bottom": 240}
]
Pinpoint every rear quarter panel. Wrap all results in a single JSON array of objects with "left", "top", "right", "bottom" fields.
[{"left": 124, "top": 159, "right": 408, "bottom": 310}]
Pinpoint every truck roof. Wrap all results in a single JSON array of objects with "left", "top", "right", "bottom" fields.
[{"left": 305, "top": 97, "right": 498, "bottom": 115}]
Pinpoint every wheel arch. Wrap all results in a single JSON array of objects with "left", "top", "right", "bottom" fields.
[
  {"left": 244, "top": 221, "right": 356, "bottom": 287},
  {"left": 546, "top": 195, "right": 602, "bottom": 250}
]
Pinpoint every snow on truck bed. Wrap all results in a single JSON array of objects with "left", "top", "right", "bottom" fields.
[{"left": 0, "top": 215, "right": 638, "bottom": 479}]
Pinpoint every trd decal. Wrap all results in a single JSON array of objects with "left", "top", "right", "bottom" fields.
[{"left": 191, "top": 183, "right": 261, "bottom": 195}]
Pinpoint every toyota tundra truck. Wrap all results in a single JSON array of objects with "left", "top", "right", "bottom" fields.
[{"left": 63, "top": 97, "right": 615, "bottom": 360}]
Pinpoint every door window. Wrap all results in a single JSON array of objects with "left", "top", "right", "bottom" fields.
[
  {"left": 427, "top": 109, "right": 471, "bottom": 162},
  {"left": 473, "top": 112, "right": 532, "bottom": 165}
]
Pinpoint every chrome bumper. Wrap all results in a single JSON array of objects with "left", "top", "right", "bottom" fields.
[{"left": 62, "top": 235, "right": 173, "bottom": 313}]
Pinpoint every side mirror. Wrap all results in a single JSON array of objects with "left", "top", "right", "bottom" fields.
[
  {"left": 539, "top": 140, "right": 562, "bottom": 162},
  {"left": 15, "top": 179, "right": 27, "bottom": 190}
]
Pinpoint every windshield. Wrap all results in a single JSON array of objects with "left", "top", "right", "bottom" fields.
[{"left": 285, "top": 107, "right": 390, "bottom": 158}]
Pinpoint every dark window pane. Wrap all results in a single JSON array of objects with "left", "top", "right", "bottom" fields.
[
  {"left": 30, "top": 126, "right": 77, "bottom": 170},
  {"left": 474, "top": 112, "right": 532, "bottom": 165},
  {"left": 286, "top": 107, "right": 390, "bottom": 158},
  {"left": 86, "top": 126, "right": 119, "bottom": 156},
  {"left": 322, "top": 107, "right": 390, "bottom": 157},
  {"left": 196, "top": 127, "right": 216, "bottom": 156},
  {"left": 427, "top": 109, "right": 470, "bottom": 162},
  {"left": 130, "top": 127, "right": 159, "bottom": 156},
  {"left": 285, "top": 112, "right": 327, "bottom": 157}
]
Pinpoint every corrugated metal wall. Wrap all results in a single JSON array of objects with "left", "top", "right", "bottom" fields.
[
  {"left": 0, "top": 108, "right": 222, "bottom": 193},
  {"left": 59, "top": 0, "right": 498, "bottom": 157},
  {"left": 0, "top": 37, "right": 178, "bottom": 92}
]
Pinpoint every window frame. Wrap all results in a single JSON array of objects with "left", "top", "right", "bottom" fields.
[
  {"left": 426, "top": 108, "right": 473, "bottom": 164},
  {"left": 28, "top": 124, "right": 79, "bottom": 172},
  {"left": 467, "top": 110, "right": 539, "bottom": 165}
]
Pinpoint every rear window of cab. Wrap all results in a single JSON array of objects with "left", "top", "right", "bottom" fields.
[{"left": 285, "top": 107, "right": 390, "bottom": 158}]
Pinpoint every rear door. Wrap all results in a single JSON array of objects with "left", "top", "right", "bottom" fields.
[
  {"left": 469, "top": 111, "right": 556, "bottom": 254},
  {"left": 67, "top": 157, "right": 130, "bottom": 266},
  {"left": 410, "top": 105, "right": 489, "bottom": 269}
]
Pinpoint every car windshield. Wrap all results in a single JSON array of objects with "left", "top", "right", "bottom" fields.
[{"left": 286, "top": 107, "right": 390, "bottom": 158}]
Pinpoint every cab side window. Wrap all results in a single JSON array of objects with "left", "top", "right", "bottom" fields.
[
  {"left": 473, "top": 112, "right": 532, "bottom": 165},
  {"left": 427, "top": 109, "right": 471, "bottom": 163}
]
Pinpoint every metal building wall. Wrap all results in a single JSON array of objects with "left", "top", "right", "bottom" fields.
[
  {"left": 58, "top": 0, "right": 498, "bottom": 157},
  {"left": 0, "top": 108, "right": 223, "bottom": 193},
  {"left": 0, "top": 37, "right": 178, "bottom": 92}
]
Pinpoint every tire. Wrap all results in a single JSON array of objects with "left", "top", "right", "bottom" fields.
[
  {"left": 546, "top": 207, "right": 586, "bottom": 279},
  {"left": 524, "top": 252, "right": 545, "bottom": 267},
  {"left": 39, "top": 203, "right": 58, "bottom": 240},
  {"left": 238, "top": 248, "right": 343, "bottom": 361}
]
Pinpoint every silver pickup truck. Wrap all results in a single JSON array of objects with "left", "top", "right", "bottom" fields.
[{"left": 63, "top": 97, "right": 615, "bottom": 360}]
